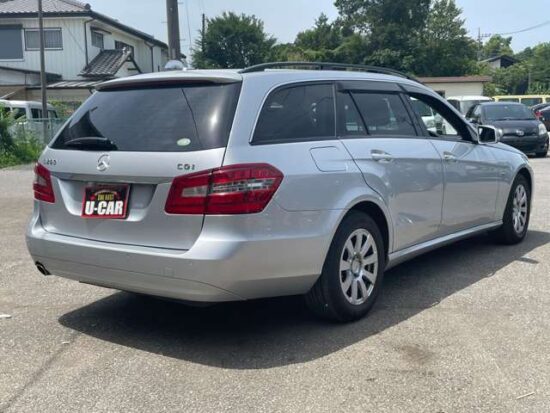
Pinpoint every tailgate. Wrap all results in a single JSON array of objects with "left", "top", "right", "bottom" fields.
[
  {"left": 39, "top": 148, "right": 226, "bottom": 250},
  {"left": 37, "top": 81, "right": 241, "bottom": 250}
]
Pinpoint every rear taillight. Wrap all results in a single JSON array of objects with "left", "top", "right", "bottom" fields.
[
  {"left": 33, "top": 163, "right": 55, "bottom": 203},
  {"left": 165, "top": 163, "right": 283, "bottom": 215}
]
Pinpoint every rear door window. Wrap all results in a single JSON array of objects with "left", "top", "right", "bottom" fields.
[
  {"left": 337, "top": 92, "right": 366, "bottom": 136},
  {"left": 351, "top": 92, "right": 416, "bottom": 136},
  {"left": 253, "top": 83, "right": 335, "bottom": 143},
  {"left": 52, "top": 83, "right": 241, "bottom": 152}
]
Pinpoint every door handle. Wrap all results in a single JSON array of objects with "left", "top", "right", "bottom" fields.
[
  {"left": 371, "top": 150, "right": 394, "bottom": 162},
  {"left": 443, "top": 152, "right": 458, "bottom": 162}
]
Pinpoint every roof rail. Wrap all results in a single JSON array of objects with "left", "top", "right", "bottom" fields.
[{"left": 239, "top": 61, "right": 421, "bottom": 83}]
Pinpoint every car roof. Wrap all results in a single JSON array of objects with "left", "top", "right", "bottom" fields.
[
  {"left": 477, "top": 101, "right": 525, "bottom": 106},
  {"left": 0, "top": 99, "right": 54, "bottom": 109},
  {"left": 97, "top": 68, "right": 426, "bottom": 92}
]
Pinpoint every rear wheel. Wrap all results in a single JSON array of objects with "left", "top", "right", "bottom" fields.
[
  {"left": 306, "top": 211, "right": 385, "bottom": 322},
  {"left": 493, "top": 174, "right": 530, "bottom": 245}
]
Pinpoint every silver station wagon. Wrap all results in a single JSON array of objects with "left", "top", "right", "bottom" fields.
[{"left": 27, "top": 62, "right": 534, "bottom": 321}]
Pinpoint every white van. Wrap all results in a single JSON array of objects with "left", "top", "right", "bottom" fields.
[
  {"left": 447, "top": 96, "right": 493, "bottom": 115},
  {"left": 0, "top": 99, "right": 58, "bottom": 120}
]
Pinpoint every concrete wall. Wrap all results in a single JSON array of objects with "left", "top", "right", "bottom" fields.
[{"left": 424, "top": 82, "right": 485, "bottom": 98}]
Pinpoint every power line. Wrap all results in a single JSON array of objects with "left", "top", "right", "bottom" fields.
[
  {"left": 497, "top": 20, "right": 550, "bottom": 36},
  {"left": 183, "top": 0, "right": 193, "bottom": 53}
]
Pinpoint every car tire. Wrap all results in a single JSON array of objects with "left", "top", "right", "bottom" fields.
[
  {"left": 493, "top": 174, "right": 531, "bottom": 245},
  {"left": 305, "top": 211, "right": 385, "bottom": 322}
]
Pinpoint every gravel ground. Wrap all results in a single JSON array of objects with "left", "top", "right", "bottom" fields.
[{"left": 1, "top": 158, "right": 549, "bottom": 412}]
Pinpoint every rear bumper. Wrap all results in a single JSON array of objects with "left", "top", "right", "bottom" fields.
[{"left": 26, "top": 206, "right": 340, "bottom": 302}]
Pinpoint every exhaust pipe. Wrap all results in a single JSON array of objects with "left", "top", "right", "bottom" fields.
[{"left": 35, "top": 262, "right": 51, "bottom": 276}]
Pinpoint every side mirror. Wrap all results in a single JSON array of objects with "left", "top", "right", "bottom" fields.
[{"left": 478, "top": 125, "right": 502, "bottom": 144}]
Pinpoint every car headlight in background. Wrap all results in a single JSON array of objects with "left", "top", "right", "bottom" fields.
[{"left": 538, "top": 123, "right": 548, "bottom": 136}]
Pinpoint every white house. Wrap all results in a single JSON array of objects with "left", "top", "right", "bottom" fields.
[
  {"left": 0, "top": 0, "right": 174, "bottom": 102},
  {"left": 418, "top": 76, "right": 493, "bottom": 98}
]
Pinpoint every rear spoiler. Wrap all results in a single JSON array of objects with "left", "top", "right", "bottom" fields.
[{"left": 97, "top": 70, "right": 243, "bottom": 91}]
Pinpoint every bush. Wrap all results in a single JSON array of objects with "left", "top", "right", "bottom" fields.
[{"left": 0, "top": 107, "right": 44, "bottom": 168}]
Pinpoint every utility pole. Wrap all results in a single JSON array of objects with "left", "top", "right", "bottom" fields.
[
  {"left": 476, "top": 27, "right": 492, "bottom": 60},
  {"left": 166, "top": 0, "right": 182, "bottom": 61},
  {"left": 38, "top": 0, "right": 48, "bottom": 141}
]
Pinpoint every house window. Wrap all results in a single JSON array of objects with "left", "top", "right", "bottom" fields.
[
  {"left": 0, "top": 25, "right": 23, "bottom": 59},
  {"left": 91, "top": 31, "right": 104, "bottom": 49},
  {"left": 25, "top": 28, "right": 63, "bottom": 50},
  {"left": 115, "top": 40, "right": 134, "bottom": 56}
]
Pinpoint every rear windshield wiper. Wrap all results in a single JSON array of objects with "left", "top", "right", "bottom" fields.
[{"left": 64, "top": 137, "right": 118, "bottom": 151}]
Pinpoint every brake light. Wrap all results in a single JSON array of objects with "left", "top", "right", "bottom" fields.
[
  {"left": 165, "top": 163, "right": 283, "bottom": 215},
  {"left": 33, "top": 163, "right": 55, "bottom": 203}
]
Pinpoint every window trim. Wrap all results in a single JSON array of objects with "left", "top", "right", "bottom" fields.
[
  {"left": 336, "top": 89, "right": 421, "bottom": 139},
  {"left": 24, "top": 27, "right": 63, "bottom": 51},
  {"left": 91, "top": 30, "right": 104, "bottom": 49},
  {"left": 249, "top": 81, "right": 338, "bottom": 146}
]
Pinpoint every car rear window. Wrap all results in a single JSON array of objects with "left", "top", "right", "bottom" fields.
[
  {"left": 484, "top": 104, "right": 536, "bottom": 121},
  {"left": 52, "top": 83, "right": 241, "bottom": 152}
]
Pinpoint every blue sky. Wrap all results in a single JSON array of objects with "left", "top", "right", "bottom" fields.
[{"left": 88, "top": 0, "right": 550, "bottom": 57}]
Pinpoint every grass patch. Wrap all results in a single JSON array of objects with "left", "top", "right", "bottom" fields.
[{"left": 0, "top": 109, "right": 44, "bottom": 169}]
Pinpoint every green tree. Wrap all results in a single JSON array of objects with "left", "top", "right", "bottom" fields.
[
  {"left": 334, "top": 0, "right": 431, "bottom": 70},
  {"left": 481, "top": 35, "right": 513, "bottom": 60},
  {"left": 294, "top": 14, "right": 342, "bottom": 52},
  {"left": 274, "top": 15, "right": 352, "bottom": 63},
  {"left": 490, "top": 64, "right": 530, "bottom": 95},
  {"left": 192, "top": 12, "right": 276, "bottom": 68},
  {"left": 527, "top": 43, "right": 550, "bottom": 93},
  {"left": 482, "top": 43, "right": 550, "bottom": 95},
  {"left": 414, "top": 0, "right": 478, "bottom": 76}
]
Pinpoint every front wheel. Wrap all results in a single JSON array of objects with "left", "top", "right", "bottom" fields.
[
  {"left": 493, "top": 174, "right": 531, "bottom": 245},
  {"left": 305, "top": 211, "right": 385, "bottom": 322}
]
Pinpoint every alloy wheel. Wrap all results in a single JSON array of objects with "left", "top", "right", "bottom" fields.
[
  {"left": 339, "top": 229, "right": 378, "bottom": 305},
  {"left": 512, "top": 184, "right": 528, "bottom": 234}
]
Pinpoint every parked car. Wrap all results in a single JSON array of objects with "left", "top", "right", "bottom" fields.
[
  {"left": 530, "top": 102, "right": 550, "bottom": 121},
  {"left": 27, "top": 62, "right": 534, "bottom": 322},
  {"left": 0, "top": 99, "right": 58, "bottom": 120},
  {"left": 466, "top": 102, "right": 548, "bottom": 157},
  {"left": 537, "top": 105, "right": 550, "bottom": 133},
  {"left": 447, "top": 95, "right": 493, "bottom": 115}
]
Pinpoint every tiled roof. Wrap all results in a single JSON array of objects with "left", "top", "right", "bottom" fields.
[
  {"left": 45, "top": 80, "right": 104, "bottom": 89},
  {"left": 79, "top": 49, "right": 138, "bottom": 78},
  {"left": 0, "top": 0, "right": 89, "bottom": 14}
]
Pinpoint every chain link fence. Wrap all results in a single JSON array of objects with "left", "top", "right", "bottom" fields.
[{"left": 11, "top": 118, "right": 67, "bottom": 145}]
